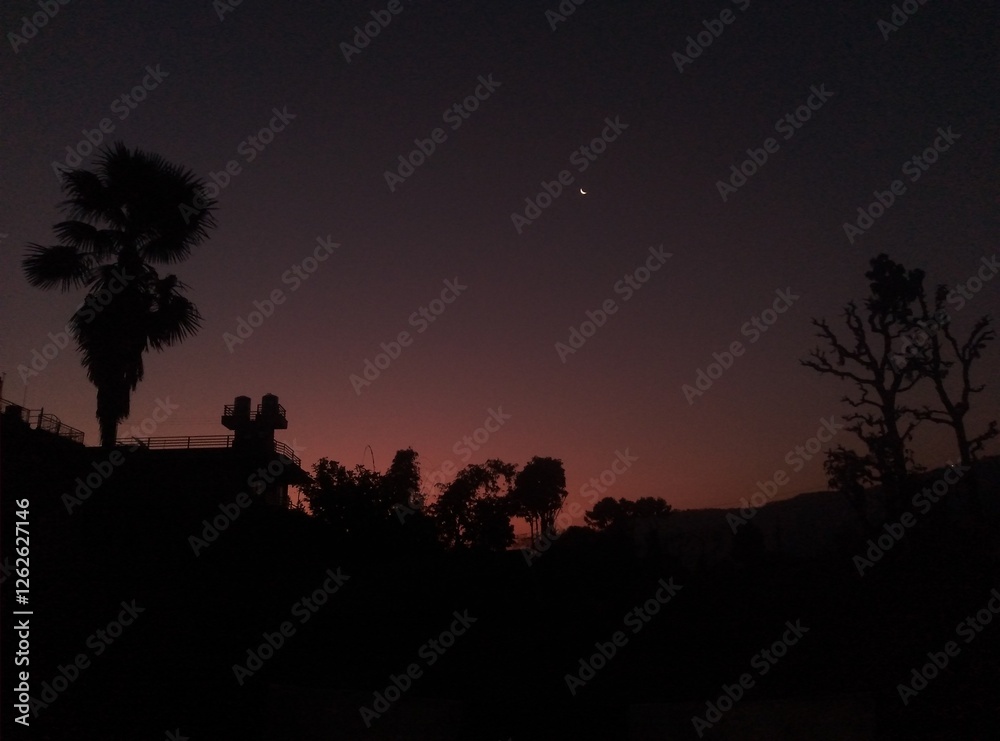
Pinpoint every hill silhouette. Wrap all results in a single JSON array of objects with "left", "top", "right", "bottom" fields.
[{"left": 3, "top": 398, "right": 998, "bottom": 738}]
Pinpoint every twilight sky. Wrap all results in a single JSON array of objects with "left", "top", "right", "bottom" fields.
[{"left": 2, "top": 0, "right": 998, "bottom": 520}]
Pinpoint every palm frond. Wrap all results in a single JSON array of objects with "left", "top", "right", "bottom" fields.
[
  {"left": 147, "top": 279, "right": 202, "bottom": 349},
  {"left": 52, "top": 221, "right": 121, "bottom": 258},
  {"left": 21, "top": 243, "right": 95, "bottom": 291},
  {"left": 59, "top": 169, "right": 123, "bottom": 226},
  {"left": 94, "top": 142, "right": 219, "bottom": 264}
]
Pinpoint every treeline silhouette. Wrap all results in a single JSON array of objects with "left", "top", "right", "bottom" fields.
[
  {"left": 300, "top": 449, "right": 673, "bottom": 555},
  {"left": 5, "top": 421, "right": 999, "bottom": 740},
  {"left": 7, "top": 147, "right": 999, "bottom": 738}
]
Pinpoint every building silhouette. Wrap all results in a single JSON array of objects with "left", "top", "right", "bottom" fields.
[{"left": 1, "top": 391, "right": 309, "bottom": 509}]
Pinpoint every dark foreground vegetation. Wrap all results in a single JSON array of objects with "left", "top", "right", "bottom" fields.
[
  {"left": 3, "top": 440, "right": 998, "bottom": 740},
  {"left": 9, "top": 158, "right": 999, "bottom": 738}
]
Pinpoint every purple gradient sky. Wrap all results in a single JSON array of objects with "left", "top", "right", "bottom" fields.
[{"left": 2, "top": 0, "right": 998, "bottom": 521}]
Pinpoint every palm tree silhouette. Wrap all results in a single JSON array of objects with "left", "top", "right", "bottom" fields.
[{"left": 22, "top": 142, "right": 217, "bottom": 447}]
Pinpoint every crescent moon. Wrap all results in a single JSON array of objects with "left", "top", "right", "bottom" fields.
[{"left": 579, "top": 188, "right": 587, "bottom": 195}]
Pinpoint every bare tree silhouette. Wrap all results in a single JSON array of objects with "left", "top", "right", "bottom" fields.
[
  {"left": 912, "top": 285, "right": 998, "bottom": 468},
  {"left": 802, "top": 255, "right": 925, "bottom": 515}
]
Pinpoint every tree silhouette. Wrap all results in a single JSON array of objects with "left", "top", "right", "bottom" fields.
[
  {"left": 511, "top": 456, "right": 567, "bottom": 545},
  {"left": 21, "top": 142, "right": 217, "bottom": 447},
  {"left": 303, "top": 450, "right": 440, "bottom": 552},
  {"left": 583, "top": 497, "right": 626, "bottom": 531},
  {"left": 584, "top": 496, "right": 672, "bottom": 531},
  {"left": 303, "top": 458, "right": 384, "bottom": 537},
  {"left": 802, "top": 254, "right": 925, "bottom": 515},
  {"left": 380, "top": 447, "right": 424, "bottom": 512},
  {"left": 631, "top": 496, "right": 674, "bottom": 519},
  {"left": 430, "top": 459, "right": 517, "bottom": 550},
  {"left": 824, "top": 445, "right": 876, "bottom": 523},
  {"left": 911, "top": 285, "right": 998, "bottom": 468}
]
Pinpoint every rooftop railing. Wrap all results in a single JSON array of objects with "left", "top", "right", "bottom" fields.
[
  {"left": 114, "top": 433, "right": 300, "bottom": 467},
  {"left": 1, "top": 398, "right": 85, "bottom": 445},
  {"left": 222, "top": 402, "right": 287, "bottom": 421}
]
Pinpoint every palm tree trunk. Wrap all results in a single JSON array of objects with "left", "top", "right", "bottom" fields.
[
  {"left": 96, "top": 384, "right": 125, "bottom": 448},
  {"left": 99, "top": 416, "right": 118, "bottom": 448}
]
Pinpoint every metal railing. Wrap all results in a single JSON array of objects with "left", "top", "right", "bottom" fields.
[
  {"left": 222, "top": 402, "right": 287, "bottom": 421},
  {"left": 1, "top": 396, "right": 299, "bottom": 465},
  {"left": 115, "top": 433, "right": 300, "bottom": 467},
  {"left": 123, "top": 434, "right": 235, "bottom": 450},
  {"left": 1, "top": 398, "right": 85, "bottom": 444},
  {"left": 272, "top": 440, "right": 300, "bottom": 466}
]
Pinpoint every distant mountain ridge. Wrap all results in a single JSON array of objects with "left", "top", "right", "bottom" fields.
[{"left": 630, "top": 456, "right": 1000, "bottom": 567}]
